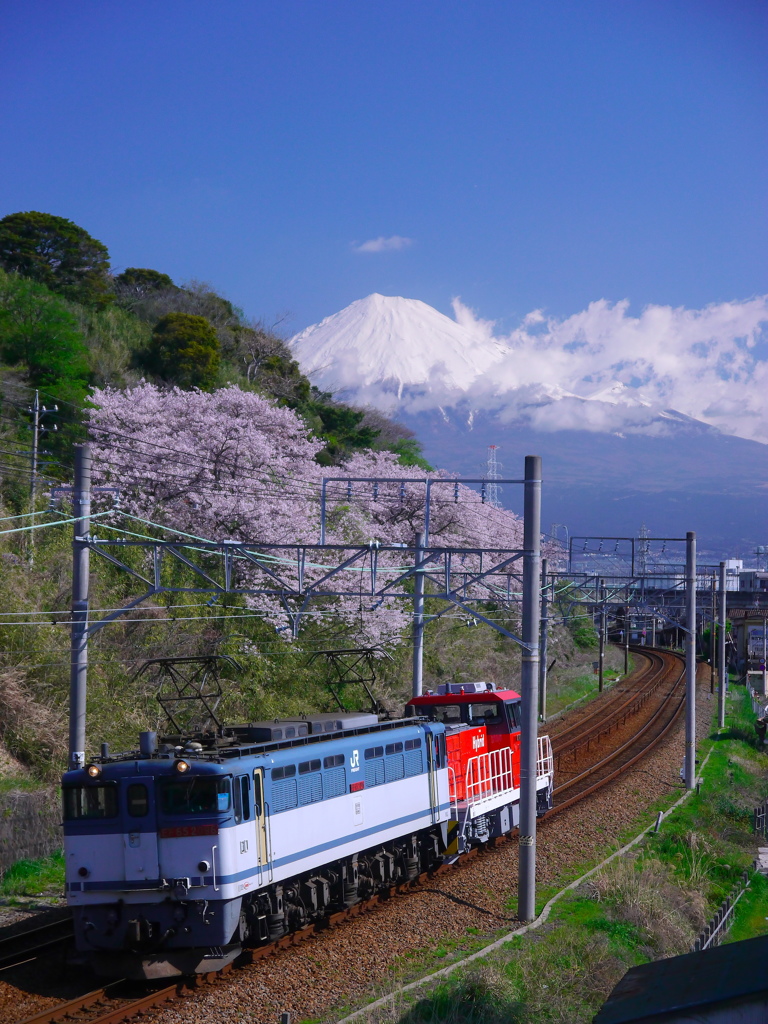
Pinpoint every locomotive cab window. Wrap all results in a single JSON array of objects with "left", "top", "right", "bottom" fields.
[
  {"left": 233, "top": 775, "right": 251, "bottom": 823},
  {"left": 126, "top": 783, "right": 149, "bottom": 817},
  {"left": 504, "top": 702, "right": 521, "bottom": 729},
  {"left": 428, "top": 704, "right": 462, "bottom": 724},
  {"left": 63, "top": 784, "right": 118, "bottom": 820},
  {"left": 160, "top": 776, "right": 231, "bottom": 816},
  {"left": 467, "top": 703, "right": 502, "bottom": 726}
]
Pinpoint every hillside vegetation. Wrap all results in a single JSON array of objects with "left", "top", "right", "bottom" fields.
[{"left": 0, "top": 210, "right": 592, "bottom": 786}]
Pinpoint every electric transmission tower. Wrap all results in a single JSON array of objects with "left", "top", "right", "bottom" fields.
[
  {"left": 486, "top": 444, "right": 502, "bottom": 508},
  {"left": 638, "top": 522, "right": 651, "bottom": 576}
]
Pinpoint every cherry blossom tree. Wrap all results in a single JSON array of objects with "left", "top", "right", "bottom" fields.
[{"left": 89, "top": 383, "right": 531, "bottom": 646}]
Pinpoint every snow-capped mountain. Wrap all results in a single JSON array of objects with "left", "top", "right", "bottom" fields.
[
  {"left": 290, "top": 295, "right": 708, "bottom": 435},
  {"left": 290, "top": 293, "right": 507, "bottom": 406},
  {"left": 289, "top": 294, "right": 768, "bottom": 556}
]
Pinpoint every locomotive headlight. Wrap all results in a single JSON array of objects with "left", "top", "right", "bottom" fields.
[
  {"left": 86, "top": 764, "right": 101, "bottom": 778},
  {"left": 175, "top": 759, "right": 190, "bottom": 773}
]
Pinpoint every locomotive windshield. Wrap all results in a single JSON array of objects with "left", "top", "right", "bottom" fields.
[
  {"left": 160, "top": 776, "right": 231, "bottom": 816},
  {"left": 428, "top": 704, "right": 462, "bottom": 723},
  {"left": 466, "top": 703, "right": 503, "bottom": 725},
  {"left": 63, "top": 784, "right": 118, "bottom": 820}
]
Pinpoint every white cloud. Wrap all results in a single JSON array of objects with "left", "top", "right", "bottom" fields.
[
  {"left": 352, "top": 235, "right": 413, "bottom": 253},
  {"left": 446, "top": 296, "right": 768, "bottom": 443}
]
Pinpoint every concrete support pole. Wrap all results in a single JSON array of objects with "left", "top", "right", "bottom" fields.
[
  {"left": 29, "top": 390, "right": 40, "bottom": 506},
  {"left": 718, "top": 561, "right": 727, "bottom": 728},
  {"left": 684, "top": 532, "right": 697, "bottom": 790},
  {"left": 518, "top": 455, "right": 542, "bottom": 922},
  {"left": 624, "top": 607, "right": 630, "bottom": 675},
  {"left": 412, "top": 531, "right": 425, "bottom": 698},
  {"left": 710, "top": 576, "right": 716, "bottom": 694},
  {"left": 28, "top": 390, "right": 40, "bottom": 563},
  {"left": 538, "top": 558, "right": 548, "bottom": 721},
  {"left": 598, "top": 579, "right": 606, "bottom": 692},
  {"left": 68, "top": 444, "right": 92, "bottom": 769}
]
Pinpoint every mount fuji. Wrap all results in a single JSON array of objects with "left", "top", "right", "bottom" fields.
[{"left": 290, "top": 295, "right": 768, "bottom": 557}]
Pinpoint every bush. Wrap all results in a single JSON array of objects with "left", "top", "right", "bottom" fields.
[
  {"left": 143, "top": 312, "right": 220, "bottom": 389},
  {"left": 571, "top": 624, "right": 599, "bottom": 650}
]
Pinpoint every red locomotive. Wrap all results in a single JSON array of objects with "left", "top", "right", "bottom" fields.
[{"left": 407, "top": 681, "right": 553, "bottom": 853}]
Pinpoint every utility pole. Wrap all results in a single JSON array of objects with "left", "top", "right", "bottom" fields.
[
  {"left": 518, "top": 455, "right": 542, "bottom": 922},
  {"left": 709, "top": 575, "right": 716, "bottom": 694},
  {"left": 717, "top": 562, "right": 726, "bottom": 729},
  {"left": 624, "top": 606, "right": 630, "bottom": 675},
  {"left": 598, "top": 579, "right": 606, "bottom": 692},
  {"left": 538, "top": 558, "right": 548, "bottom": 720},
  {"left": 27, "top": 390, "right": 57, "bottom": 561},
  {"left": 684, "top": 532, "right": 697, "bottom": 790},
  {"left": 29, "top": 390, "right": 40, "bottom": 506},
  {"left": 68, "top": 444, "right": 91, "bottom": 769},
  {"left": 412, "top": 531, "right": 425, "bottom": 698}
]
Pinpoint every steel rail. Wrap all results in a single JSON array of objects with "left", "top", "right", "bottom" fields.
[
  {"left": 548, "top": 651, "right": 686, "bottom": 815},
  {"left": 549, "top": 648, "right": 666, "bottom": 759},
  {"left": 0, "top": 917, "right": 74, "bottom": 972}
]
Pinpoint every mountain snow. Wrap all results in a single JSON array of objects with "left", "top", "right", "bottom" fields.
[
  {"left": 289, "top": 294, "right": 718, "bottom": 437},
  {"left": 289, "top": 294, "right": 507, "bottom": 404}
]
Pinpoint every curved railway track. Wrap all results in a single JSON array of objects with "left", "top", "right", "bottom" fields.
[
  {"left": 12, "top": 647, "right": 689, "bottom": 1024},
  {"left": 548, "top": 648, "right": 686, "bottom": 815}
]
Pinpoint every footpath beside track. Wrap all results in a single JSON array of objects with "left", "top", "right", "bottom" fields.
[{"left": 9, "top": 647, "right": 690, "bottom": 1024}]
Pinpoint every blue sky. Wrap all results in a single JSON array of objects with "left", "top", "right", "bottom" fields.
[{"left": 1, "top": 1, "right": 765, "bottom": 334}]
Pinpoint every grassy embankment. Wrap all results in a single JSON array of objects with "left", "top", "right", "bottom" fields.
[{"left": 335, "top": 681, "right": 768, "bottom": 1024}]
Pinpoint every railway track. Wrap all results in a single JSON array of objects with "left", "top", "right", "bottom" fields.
[
  {"left": 0, "top": 916, "right": 73, "bottom": 974},
  {"left": 11, "top": 647, "right": 689, "bottom": 1024},
  {"left": 548, "top": 647, "right": 686, "bottom": 815},
  {"left": 548, "top": 648, "right": 671, "bottom": 758}
]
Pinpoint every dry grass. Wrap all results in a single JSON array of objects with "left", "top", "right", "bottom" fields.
[
  {"left": 587, "top": 854, "right": 706, "bottom": 956},
  {"left": 0, "top": 668, "right": 67, "bottom": 780}
]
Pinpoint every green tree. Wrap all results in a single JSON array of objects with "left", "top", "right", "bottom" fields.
[
  {"left": 0, "top": 211, "right": 111, "bottom": 306},
  {"left": 144, "top": 312, "right": 220, "bottom": 389},
  {"left": 113, "top": 267, "right": 176, "bottom": 298},
  {"left": 0, "top": 271, "right": 89, "bottom": 402}
]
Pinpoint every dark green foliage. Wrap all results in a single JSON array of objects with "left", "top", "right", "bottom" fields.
[
  {"left": 113, "top": 267, "right": 176, "bottom": 298},
  {"left": 0, "top": 271, "right": 89, "bottom": 405},
  {"left": 143, "top": 312, "right": 221, "bottom": 390},
  {"left": 0, "top": 211, "right": 111, "bottom": 306},
  {"left": 303, "top": 397, "right": 380, "bottom": 464},
  {"left": 0, "top": 209, "right": 432, "bottom": 467}
]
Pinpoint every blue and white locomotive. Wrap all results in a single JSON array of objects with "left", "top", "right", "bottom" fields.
[{"left": 63, "top": 712, "right": 451, "bottom": 979}]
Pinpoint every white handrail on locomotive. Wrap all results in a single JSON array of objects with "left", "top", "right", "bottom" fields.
[
  {"left": 462, "top": 735, "right": 553, "bottom": 819},
  {"left": 537, "top": 735, "right": 554, "bottom": 786}
]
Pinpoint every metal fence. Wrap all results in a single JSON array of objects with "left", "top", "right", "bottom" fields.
[
  {"left": 755, "top": 801, "right": 768, "bottom": 839},
  {"left": 691, "top": 869, "right": 752, "bottom": 952}
]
